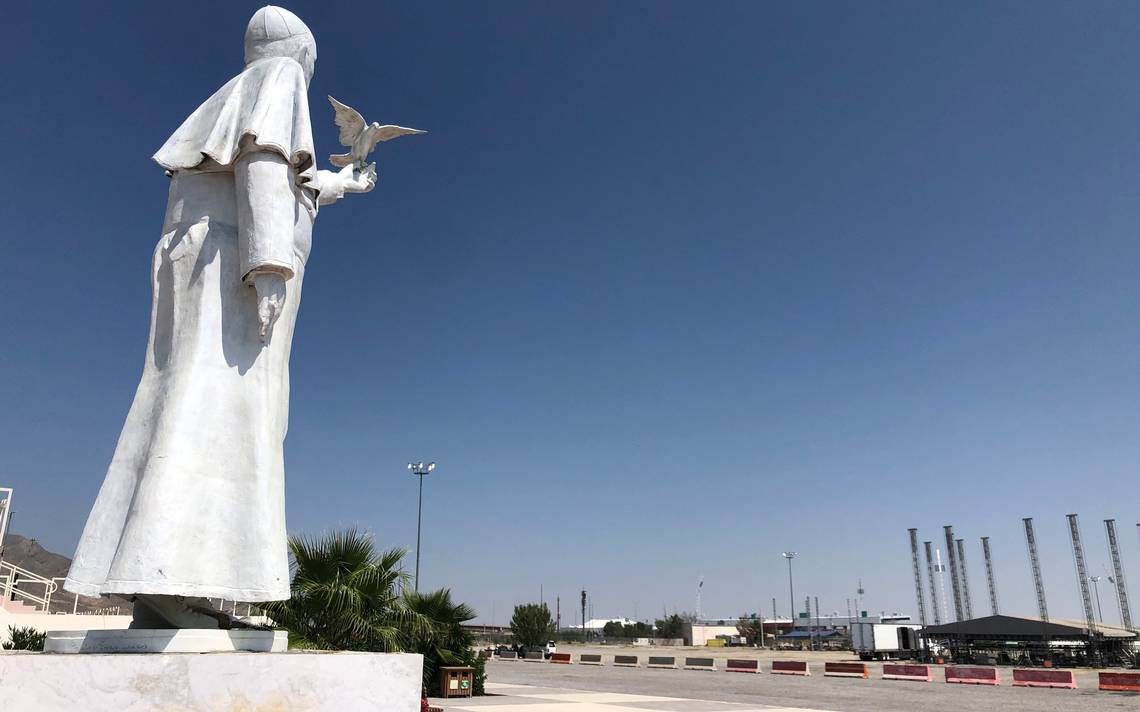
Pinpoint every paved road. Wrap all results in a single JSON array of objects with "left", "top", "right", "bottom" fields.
[
  {"left": 486, "top": 659, "right": 1140, "bottom": 712},
  {"left": 439, "top": 682, "right": 833, "bottom": 711}
]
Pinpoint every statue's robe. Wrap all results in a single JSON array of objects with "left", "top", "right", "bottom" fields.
[{"left": 65, "top": 56, "right": 336, "bottom": 601}]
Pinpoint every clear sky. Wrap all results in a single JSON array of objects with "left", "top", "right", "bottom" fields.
[{"left": 4, "top": 0, "right": 1140, "bottom": 627}]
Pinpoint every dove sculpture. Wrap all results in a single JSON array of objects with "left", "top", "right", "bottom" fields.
[{"left": 328, "top": 95, "right": 426, "bottom": 168}]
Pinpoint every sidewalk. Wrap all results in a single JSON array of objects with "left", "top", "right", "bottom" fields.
[{"left": 433, "top": 682, "right": 835, "bottom": 712}]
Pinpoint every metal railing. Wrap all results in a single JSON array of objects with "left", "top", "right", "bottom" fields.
[{"left": 0, "top": 559, "right": 58, "bottom": 612}]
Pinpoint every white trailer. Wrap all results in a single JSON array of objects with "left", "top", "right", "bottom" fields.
[{"left": 850, "top": 623, "right": 922, "bottom": 661}]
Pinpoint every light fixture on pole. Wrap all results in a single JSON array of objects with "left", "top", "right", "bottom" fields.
[
  {"left": 407, "top": 462, "right": 436, "bottom": 592},
  {"left": 1090, "top": 576, "right": 1104, "bottom": 623},
  {"left": 782, "top": 552, "right": 797, "bottom": 625}
]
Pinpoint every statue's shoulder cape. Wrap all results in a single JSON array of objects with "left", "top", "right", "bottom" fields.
[{"left": 153, "top": 57, "right": 315, "bottom": 181}]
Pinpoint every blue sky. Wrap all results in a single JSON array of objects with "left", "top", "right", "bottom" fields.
[{"left": 4, "top": 0, "right": 1140, "bottom": 626}]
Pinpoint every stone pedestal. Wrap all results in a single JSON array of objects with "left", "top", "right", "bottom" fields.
[
  {"left": 45, "top": 628, "right": 288, "bottom": 653},
  {"left": 0, "top": 650, "right": 423, "bottom": 711}
]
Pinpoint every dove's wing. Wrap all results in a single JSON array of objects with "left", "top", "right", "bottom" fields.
[
  {"left": 375, "top": 125, "right": 428, "bottom": 142},
  {"left": 328, "top": 96, "right": 367, "bottom": 148}
]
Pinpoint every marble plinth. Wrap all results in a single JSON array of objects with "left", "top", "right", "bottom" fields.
[
  {"left": 44, "top": 628, "right": 288, "bottom": 653},
  {"left": 0, "top": 650, "right": 423, "bottom": 711}
]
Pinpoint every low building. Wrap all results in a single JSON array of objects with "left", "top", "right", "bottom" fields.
[{"left": 684, "top": 618, "right": 794, "bottom": 646}]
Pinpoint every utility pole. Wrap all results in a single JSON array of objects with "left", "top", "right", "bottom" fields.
[
  {"left": 406, "top": 462, "right": 436, "bottom": 592},
  {"left": 805, "top": 595, "right": 812, "bottom": 651},
  {"left": 814, "top": 596, "right": 821, "bottom": 651},
  {"left": 556, "top": 596, "right": 561, "bottom": 632},
  {"left": 1089, "top": 577, "right": 1104, "bottom": 623}
]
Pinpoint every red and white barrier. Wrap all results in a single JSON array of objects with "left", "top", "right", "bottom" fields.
[
  {"left": 1100, "top": 672, "right": 1140, "bottom": 692},
  {"left": 882, "top": 663, "right": 932, "bottom": 682},
  {"left": 1012, "top": 668, "right": 1074, "bottom": 689},
  {"left": 823, "top": 662, "right": 867, "bottom": 679},
  {"left": 550, "top": 653, "right": 572, "bottom": 665},
  {"left": 945, "top": 666, "right": 1000, "bottom": 686},
  {"left": 771, "top": 660, "right": 810, "bottom": 676}
]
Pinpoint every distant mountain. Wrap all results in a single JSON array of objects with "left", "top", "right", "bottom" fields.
[{"left": 1, "top": 533, "right": 133, "bottom": 614}]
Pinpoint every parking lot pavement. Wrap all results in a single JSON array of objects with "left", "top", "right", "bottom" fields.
[{"left": 434, "top": 682, "right": 836, "bottom": 712}]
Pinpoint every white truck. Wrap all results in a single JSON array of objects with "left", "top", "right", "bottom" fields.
[{"left": 850, "top": 623, "right": 923, "bottom": 661}]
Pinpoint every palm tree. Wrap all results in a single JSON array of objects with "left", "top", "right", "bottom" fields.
[
  {"left": 404, "top": 588, "right": 477, "bottom": 690},
  {"left": 262, "top": 528, "right": 432, "bottom": 651}
]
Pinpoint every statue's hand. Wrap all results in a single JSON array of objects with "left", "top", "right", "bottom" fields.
[
  {"left": 252, "top": 271, "right": 287, "bottom": 342},
  {"left": 339, "top": 162, "right": 376, "bottom": 193}
]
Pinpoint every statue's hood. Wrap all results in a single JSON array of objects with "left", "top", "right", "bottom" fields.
[{"left": 153, "top": 57, "right": 315, "bottom": 181}]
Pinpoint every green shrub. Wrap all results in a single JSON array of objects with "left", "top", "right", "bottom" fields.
[{"left": 3, "top": 625, "right": 45, "bottom": 651}]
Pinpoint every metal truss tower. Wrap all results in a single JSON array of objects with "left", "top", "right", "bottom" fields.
[
  {"left": 923, "top": 541, "right": 942, "bottom": 625},
  {"left": 1066, "top": 514, "right": 1099, "bottom": 643},
  {"left": 908, "top": 529, "right": 928, "bottom": 627},
  {"left": 1105, "top": 519, "right": 1133, "bottom": 631},
  {"left": 955, "top": 538, "right": 974, "bottom": 620},
  {"left": 944, "top": 526, "right": 965, "bottom": 621},
  {"left": 1023, "top": 518, "right": 1049, "bottom": 622},
  {"left": 981, "top": 536, "right": 1000, "bottom": 616}
]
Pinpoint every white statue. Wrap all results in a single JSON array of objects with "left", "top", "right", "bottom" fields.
[{"left": 63, "top": 6, "right": 415, "bottom": 628}]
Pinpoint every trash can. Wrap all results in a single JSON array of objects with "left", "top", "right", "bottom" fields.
[{"left": 439, "top": 666, "right": 475, "bottom": 699}]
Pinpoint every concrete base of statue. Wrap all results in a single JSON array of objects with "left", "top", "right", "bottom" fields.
[
  {"left": 44, "top": 628, "right": 288, "bottom": 653},
  {"left": 0, "top": 649, "right": 424, "bottom": 711}
]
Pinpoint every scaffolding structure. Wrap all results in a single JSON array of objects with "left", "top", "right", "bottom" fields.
[
  {"left": 908, "top": 529, "right": 928, "bottom": 627},
  {"left": 1067, "top": 513, "right": 1099, "bottom": 664},
  {"left": 923, "top": 541, "right": 942, "bottom": 625},
  {"left": 1104, "top": 519, "right": 1133, "bottom": 631},
  {"left": 981, "top": 536, "right": 1000, "bottom": 616},
  {"left": 1023, "top": 518, "right": 1049, "bottom": 622},
  {"left": 944, "top": 526, "right": 965, "bottom": 621},
  {"left": 955, "top": 538, "right": 974, "bottom": 620}
]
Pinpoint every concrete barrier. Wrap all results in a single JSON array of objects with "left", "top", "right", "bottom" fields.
[
  {"left": 578, "top": 654, "right": 603, "bottom": 666},
  {"left": 614, "top": 655, "right": 639, "bottom": 668},
  {"left": 497, "top": 651, "right": 518, "bottom": 660},
  {"left": 771, "top": 660, "right": 810, "bottom": 676},
  {"left": 1099, "top": 672, "right": 1140, "bottom": 692},
  {"left": 684, "top": 657, "right": 717, "bottom": 671},
  {"left": 1012, "top": 668, "right": 1075, "bottom": 689},
  {"left": 523, "top": 651, "right": 546, "bottom": 662},
  {"left": 550, "top": 653, "right": 572, "bottom": 665},
  {"left": 945, "top": 666, "right": 1000, "bottom": 686},
  {"left": 725, "top": 659, "right": 760, "bottom": 673},
  {"left": 647, "top": 656, "right": 676, "bottom": 669},
  {"left": 882, "top": 663, "right": 932, "bottom": 682},
  {"left": 824, "top": 662, "right": 868, "bottom": 679}
]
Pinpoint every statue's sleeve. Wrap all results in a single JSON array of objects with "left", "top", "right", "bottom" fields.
[
  {"left": 234, "top": 150, "right": 297, "bottom": 282},
  {"left": 312, "top": 169, "right": 347, "bottom": 206}
]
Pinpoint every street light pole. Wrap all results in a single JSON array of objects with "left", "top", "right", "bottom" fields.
[
  {"left": 407, "top": 462, "right": 436, "bottom": 592},
  {"left": 782, "top": 552, "right": 797, "bottom": 629},
  {"left": 1090, "top": 576, "right": 1104, "bottom": 623}
]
